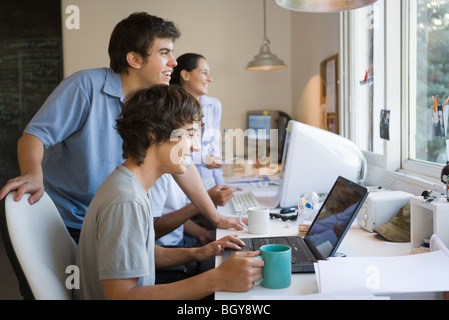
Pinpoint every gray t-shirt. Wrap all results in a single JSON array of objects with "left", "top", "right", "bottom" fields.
[{"left": 76, "top": 165, "right": 155, "bottom": 300}]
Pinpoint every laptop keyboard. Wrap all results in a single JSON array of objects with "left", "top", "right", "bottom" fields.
[
  {"left": 230, "top": 191, "right": 261, "bottom": 214},
  {"left": 289, "top": 239, "right": 316, "bottom": 263},
  {"left": 223, "top": 237, "right": 315, "bottom": 264},
  {"left": 251, "top": 237, "right": 298, "bottom": 264}
]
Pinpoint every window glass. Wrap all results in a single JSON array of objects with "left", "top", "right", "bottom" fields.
[
  {"left": 411, "top": 0, "right": 449, "bottom": 165},
  {"left": 348, "top": 1, "right": 385, "bottom": 155}
]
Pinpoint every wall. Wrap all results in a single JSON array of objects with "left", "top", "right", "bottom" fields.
[
  {"left": 61, "top": 0, "right": 342, "bottom": 132},
  {"left": 290, "top": 11, "right": 341, "bottom": 129},
  {"left": 0, "top": 1, "right": 62, "bottom": 186},
  {"left": 61, "top": 0, "right": 293, "bottom": 132}
]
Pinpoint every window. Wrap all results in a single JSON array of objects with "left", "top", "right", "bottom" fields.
[
  {"left": 342, "top": 0, "right": 385, "bottom": 158},
  {"left": 342, "top": 0, "right": 449, "bottom": 182},
  {"left": 408, "top": 0, "right": 449, "bottom": 167}
]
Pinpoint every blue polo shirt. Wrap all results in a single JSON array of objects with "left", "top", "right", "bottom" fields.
[{"left": 25, "top": 68, "right": 125, "bottom": 229}]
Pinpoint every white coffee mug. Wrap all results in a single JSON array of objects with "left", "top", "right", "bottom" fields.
[{"left": 239, "top": 206, "right": 270, "bottom": 234}]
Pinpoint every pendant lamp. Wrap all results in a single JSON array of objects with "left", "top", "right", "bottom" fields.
[
  {"left": 246, "top": 0, "right": 286, "bottom": 71},
  {"left": 274, "top": 0, "right": 377, "bottom": 13}
]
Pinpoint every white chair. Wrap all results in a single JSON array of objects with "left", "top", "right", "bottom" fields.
[{"left": 0, "top": 191, "right": 77, "bottom": 300}]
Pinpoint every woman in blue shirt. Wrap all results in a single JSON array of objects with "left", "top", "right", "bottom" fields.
[{"left": 171, "top": 53, "right": 226, "bottom": 188}]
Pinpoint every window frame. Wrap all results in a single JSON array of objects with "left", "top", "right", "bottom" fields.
[
  {"left": 340, "top": 0, "right": 396, "bottom": 169},
  {"left": 400, "top": 0, "right": 445, "bottom": 179},
  {"left": 341, "top": 0, "right": 444, "bottom": 184}
]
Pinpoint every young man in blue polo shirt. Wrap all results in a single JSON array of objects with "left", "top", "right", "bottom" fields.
[{"left": 0, "top": 12, "right": 242, "bottom": 241}]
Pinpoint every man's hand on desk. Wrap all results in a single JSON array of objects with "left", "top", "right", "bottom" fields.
[
  {"left": 194, "top": 235, "right": 245, "bottom": 262},
  {"left": 205, "top": 155, "right": 223, "bottom": 169},
  {"left": 215, "top": 215, "right": 245, "bottom": 231},
  {"left": 208, "top": 185, "right": 234, "bottom": 206},
  {"left": 196, "top": 185, "right": 244, "bottom": 231}
]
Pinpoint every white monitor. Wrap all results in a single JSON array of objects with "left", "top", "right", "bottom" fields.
[{"left": 275, "top": 120, "right": 367, "bottom": 208}]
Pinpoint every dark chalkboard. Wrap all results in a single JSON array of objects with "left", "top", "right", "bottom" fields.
[{"left": 0, "top": 1, "right": 62, "bottom": 186}]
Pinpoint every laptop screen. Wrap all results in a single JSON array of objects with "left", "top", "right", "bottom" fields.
[{"left": 306, "top": 177, "right": 368, "bottom": 258}]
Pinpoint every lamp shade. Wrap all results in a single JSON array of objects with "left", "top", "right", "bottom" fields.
[
  {"left": 246, "top": 42, "right": 286, "bottom": 71},
  {"left": 274, "top": 0, "right": 377, "bottom": 13},
  {"left": 245, "top": 0, "right": 286, "bottom": 71}
]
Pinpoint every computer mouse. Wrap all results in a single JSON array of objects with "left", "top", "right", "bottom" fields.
[{"left": 280, "top": 207, "right": 296, "bottom": 214}]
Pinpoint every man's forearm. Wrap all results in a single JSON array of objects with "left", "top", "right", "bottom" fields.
[
  {"left": 153, "top": 203, "right": 198, "bottom": 239},
  {"left": 17, "top": 133, "right": 44, "bottom": 176},
  {"left": 172, "top": 165, "right": 220, "bottom": 225},
  {"left": 0, "top": 133, "right": 45, "bottom": 203},
  {"left": 154, "top": 245, "right": 198, "bottom": 269}
]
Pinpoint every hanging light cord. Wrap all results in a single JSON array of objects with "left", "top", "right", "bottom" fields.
[{"left": 263, "top": 0, "right": 271, "bottom": 46}]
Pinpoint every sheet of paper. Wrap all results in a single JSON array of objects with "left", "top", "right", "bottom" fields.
[
  {"left": 251, "top": 288, "right": 388, "bottom": 300},
  {"left": 315, "top": 251, "right": 449, "bottom": 294},
  {"left": 226, "top": 174, "right": 262, "bottom": 183}
]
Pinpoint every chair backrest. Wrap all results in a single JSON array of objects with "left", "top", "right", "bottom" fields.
[{"left": 0, "top": 191, "right": 77, "bottom": 300}]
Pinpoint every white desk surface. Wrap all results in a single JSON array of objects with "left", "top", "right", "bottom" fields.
[{"left": 214, "top": 183, "right": 412, "bottom": 300}]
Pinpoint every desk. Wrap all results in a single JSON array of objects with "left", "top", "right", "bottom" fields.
[{"left": 214, "top": 184, "right": 413, "bottom": 300}]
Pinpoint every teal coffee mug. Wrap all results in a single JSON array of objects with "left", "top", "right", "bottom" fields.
[{"left": 259, "top": 244, "right": 292, "bottom": 289}]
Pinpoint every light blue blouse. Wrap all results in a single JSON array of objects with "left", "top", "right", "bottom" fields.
[{"left": 193, "top": 95, "right": 224, "bottom": 188}]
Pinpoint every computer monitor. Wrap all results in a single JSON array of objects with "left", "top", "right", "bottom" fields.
[
  {"left": 275, "top": 120, "right": 367, "bottom": 208},
  {"left": 247, "top": 114, "right": 271, "bottom": 140},
  {"left": 246, "top": 110, "right": 291, "bottom": 161}
]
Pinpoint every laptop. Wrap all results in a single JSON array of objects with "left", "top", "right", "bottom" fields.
[{"left": 222, "top": 176, "right": 369, "bottom": 273}]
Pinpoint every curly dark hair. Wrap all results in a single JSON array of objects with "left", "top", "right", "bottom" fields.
[
  {"left": 115, "top": 84, "right": 203, "bottom": 165},
  {"left": 108, "top": 12, "right": 181, "bottom": 74}
]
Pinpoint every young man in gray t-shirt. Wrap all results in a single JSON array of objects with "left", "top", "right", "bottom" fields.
[{"left": 76, "top": 85, "right": 263, "bottom": 300}]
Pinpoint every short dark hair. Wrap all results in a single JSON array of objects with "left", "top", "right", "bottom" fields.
[
  {"left": 108, "top": 12, "right": 181, "bottom": 74},
  {"left": 170, "top": 53, "right": 206, "bottom": 86},
  {"left": 115, "top": 85, "right": 203, "bottom": 165}
]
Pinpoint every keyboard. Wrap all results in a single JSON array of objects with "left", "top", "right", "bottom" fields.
[
  {"left": 222, "top": 237, "right": 315, "bottom": 264},
  {"left": 230, "top": 191, "right": 261, "bottom": 214}
]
